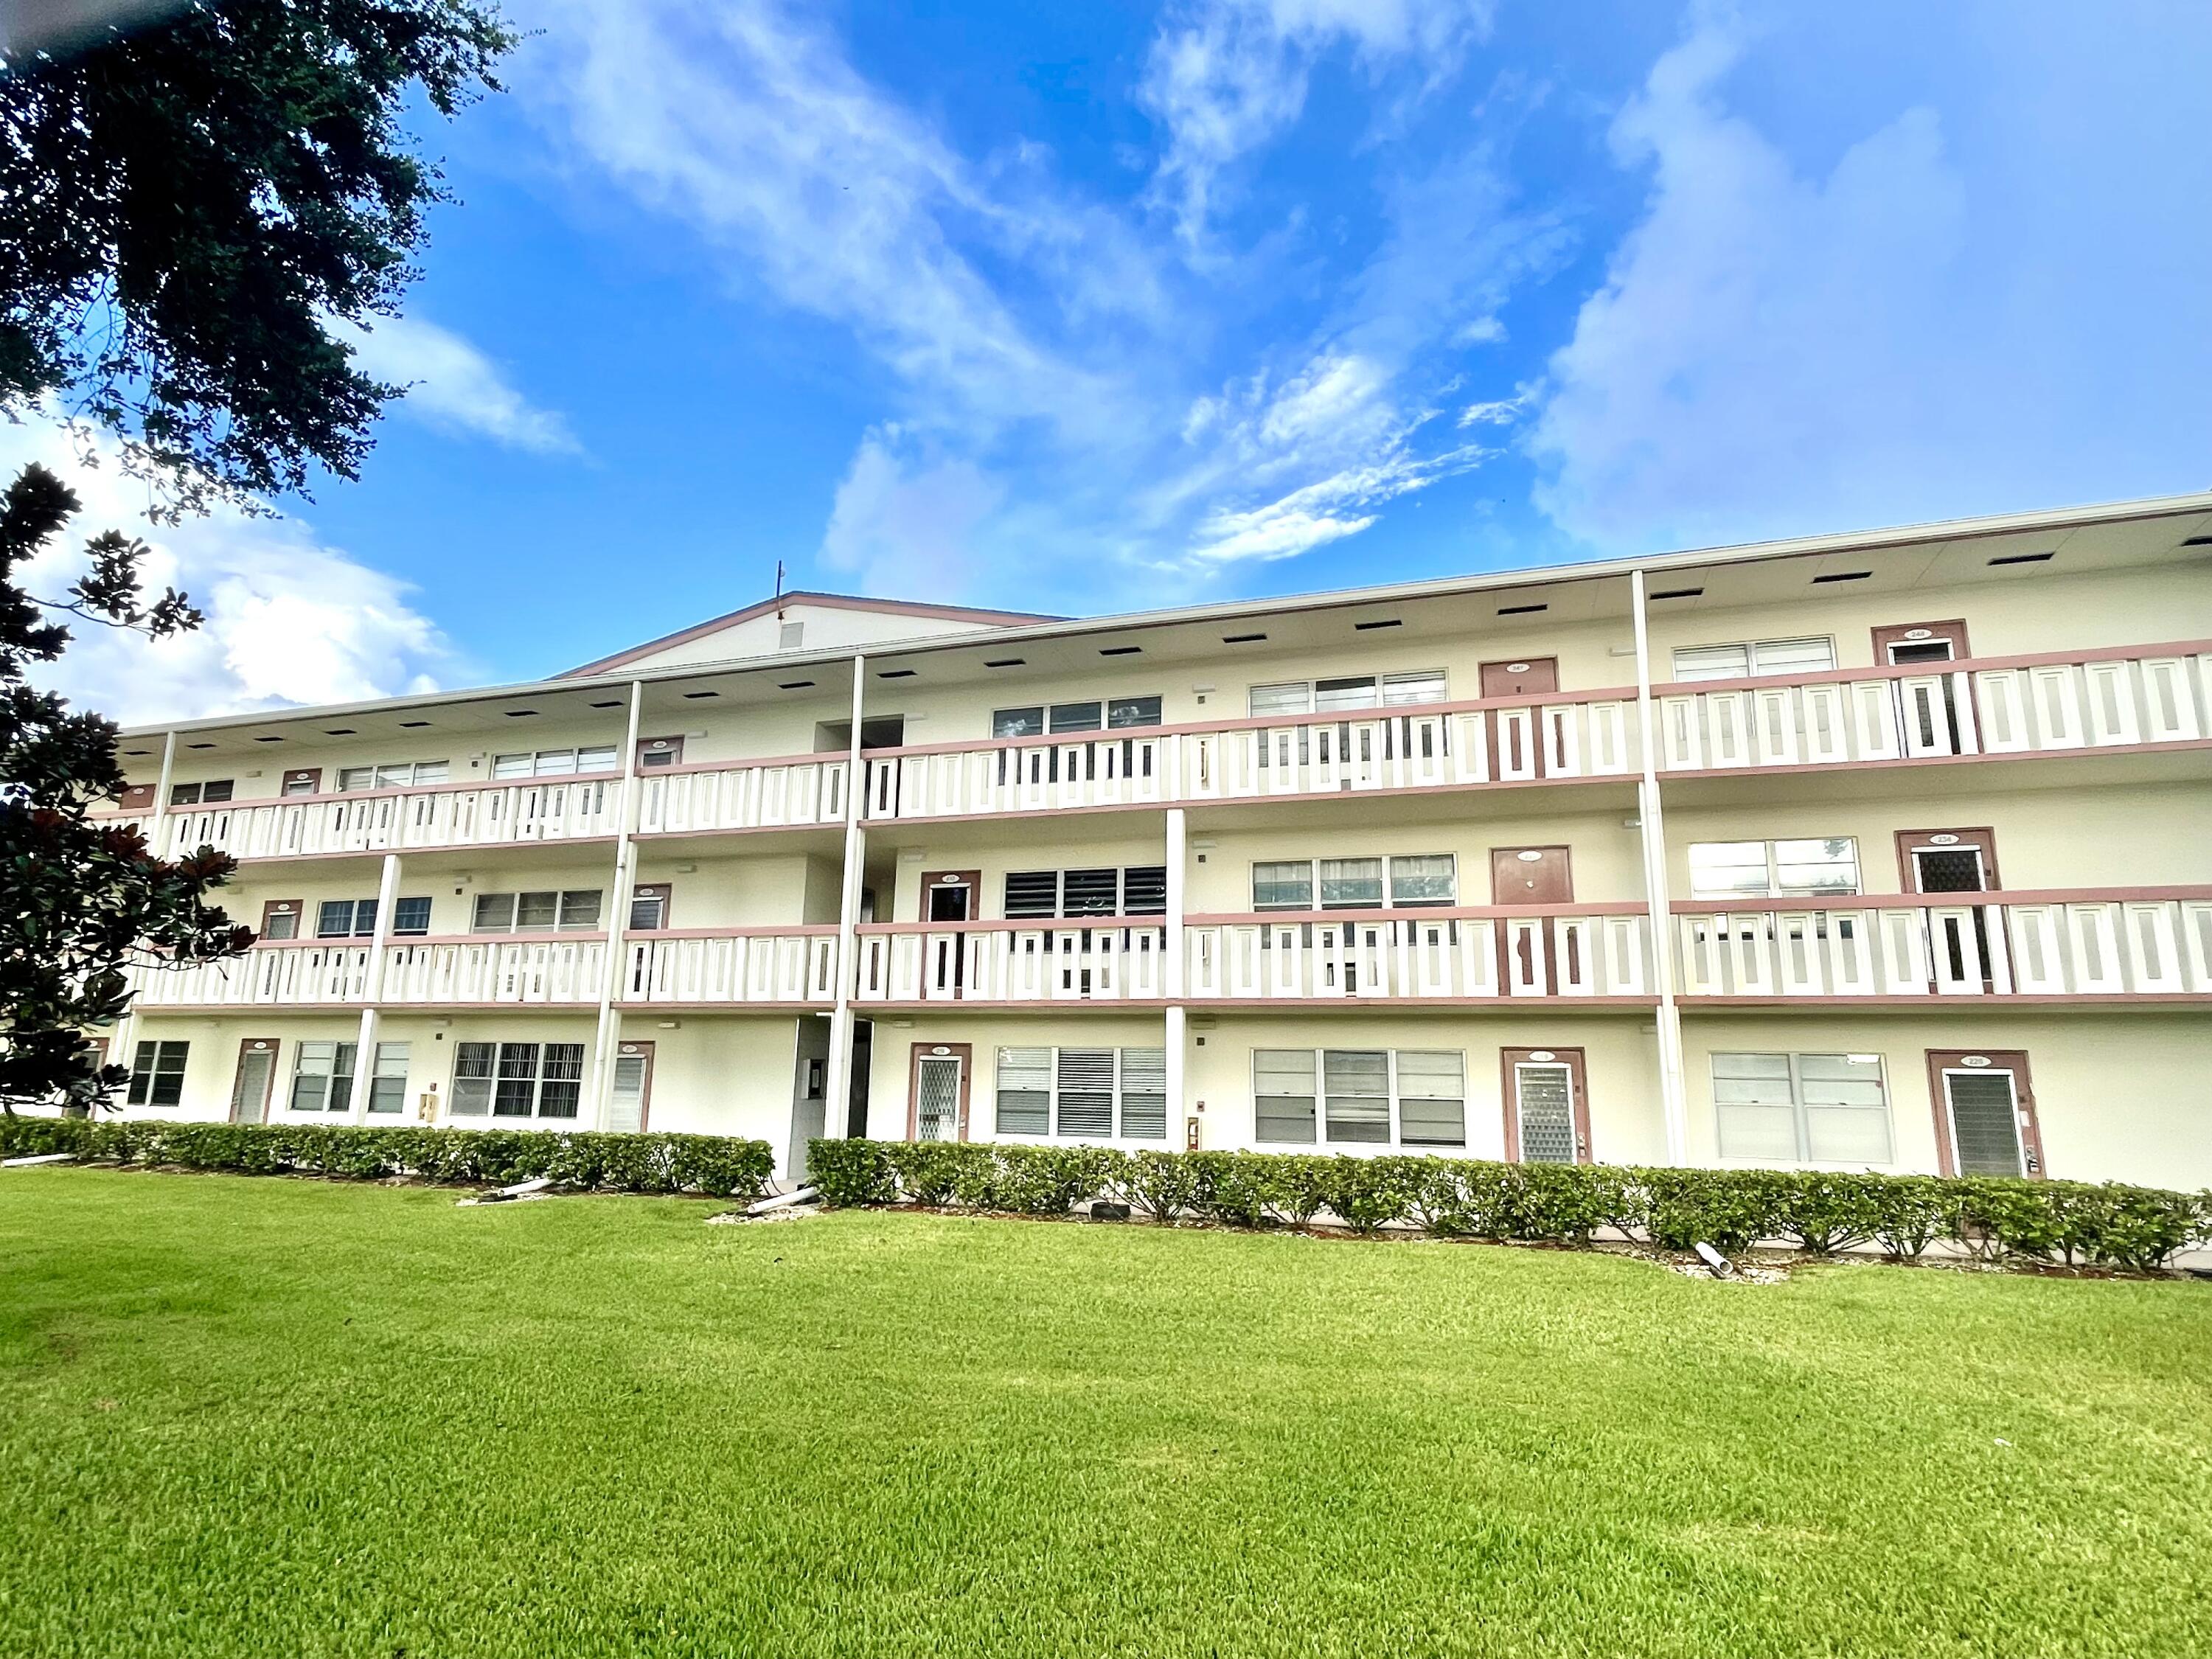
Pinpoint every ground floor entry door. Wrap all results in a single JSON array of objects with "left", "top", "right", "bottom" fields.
[
  {"left": 229, "top": 1038, "right": 279, "bottom": 1124},
  {"left": 609, "top": 1041, "right": 655, "bottom": 1134},
  {"left": 909, "top": 1043, "right": 970, "bottom": 1142},
  {"left": 1927, "top": 1050, "right": 2043, "bottom": 1178},
  {"left": 1501, "top": 1048, "right": 1590, "bottom": 1164}
]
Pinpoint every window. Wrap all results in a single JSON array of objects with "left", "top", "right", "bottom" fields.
[
  {"left": 990, "top": 696, "right": 1162, "bottom": 739},
  {"left": 315, "top": 897, "right": 433, "bottom": 938},
  {"left": 490, "top": 746, "right": 617, "bottom": 779},
  {"left": 471, "top": 890, "right": 602, "bottom": 932},
  {"left": 1713, "top": 1052, "right": 1891, "bottom": 1163},
  {"left": 1687, "top": 839, "right": 1859, "bottom": 900},
  {"left": 1253, "top": 1048, "right": 1467, "bottom": 1147},
  {"left": 1248, "top": 669, "right": 1447, "bottom": 718},
  {"left": 168, "top": 780, "right": 234, "bottom": 806},
  {"left": 629, "top": 884, "right": 670, "bottom": 931},
  {"left": 1000, "top": 866, "right": 1168, "bottom": 919},
  {"left": 335, "top": 759, "right": 449, "bottom": 791},
  {"left": 1671, "top": 637, "right": 1836, "bottom": 682},
  {"left": 317, "top": 899, "right": 377, "bottom": 938},
  {"left": 289, "top": 1040, "right": 355, "bottom": 1112},
  {"left": 993, "top": 1047, "right": 1168, "bottom": 1139},
  {"left": 1250, "top": 855, "right": 1456, "bottom": 911},
  {"left": 451, "top": 1041, "right": 585, "bottom": 1119},
  {"left": 126, "top": 1041, "right": 189, "bottom": 1107},
  {"left": 288, "top": 1040, "right": 406, "bottom": 1113}
]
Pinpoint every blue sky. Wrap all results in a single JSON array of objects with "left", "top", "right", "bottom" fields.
[{"left": 18, "top": 0, "right": 2212, "bottom": 719}]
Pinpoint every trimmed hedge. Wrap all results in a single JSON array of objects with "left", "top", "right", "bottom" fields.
[
  {"left": 805, "top": 1138, "right": 2212, "bottom": 1273},
  {"left": 0, "top": 1116, "right": 774, "bottom": 1198}
]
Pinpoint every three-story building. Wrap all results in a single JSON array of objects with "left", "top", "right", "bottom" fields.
[{"left": 92, "top": 493, "right": 2212, "bottom": 1187}]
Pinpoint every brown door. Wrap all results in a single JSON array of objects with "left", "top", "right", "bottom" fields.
[
  {"left": 1493, "top": 848, "right": 1573, "bottom": 994},
  {"left": 920, "top": 869, "right": 981, "bottom": 922},
  {"left": 117, "top": 782, "right": 156, "bottom": 813},
  {"left": 280, "top": 768, "right": 323, "bottom": 796},
  {"left": 1491, "top": 846, "right": 1573, "bottom": 904},
  {"left": 1926, "top": 1050, "right": 2043, "bottom": 1178},
  {"left": 609, "top": 1040, "right": 655, "bottom": 1133},
  {"left": 229, "top": 1037, "right": 280, "bottom": 1124},
  {"left": 629, "top": 883, "right": 672, "bottom": 931},
  {"left": 1480, "top": 658, "right": 1559, "bottom": 779},
  {"left": 908, "top": 1042, "right": 972, "bottom": 1142},
  {"left": 1501, "top": 1047, "right": 1590, "bottom": 1164},
  {"left": 258, "top": 899, "right": 305, "bottom": 941},
  {"left": 1872, "top": 619, "right": 1971, "bottom": 664},
  {"left": 637, "top": 734, "right": 685, "bottom": 770},
  {"left": 1897, "top": 828, "right": 1999, "bottom": 990},
  {"left": 1895, "top": 827, "right": 2000, "bottom": 893}
]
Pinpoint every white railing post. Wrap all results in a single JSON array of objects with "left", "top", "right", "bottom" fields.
[
  {"left": 824, "top": 653, "right": 868, "bottom": 1139},
  {"left": 588, "top": 680, "right": 646, "bottom": 1127},
  {"left": 1632, "top": 570, "right": 1691, "bottom": 1164}
]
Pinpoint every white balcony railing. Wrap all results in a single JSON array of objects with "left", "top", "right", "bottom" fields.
[
  {"left": 1186, "top": 908, "right": 1652, "bottom": 1001},
  {"left": 854, "top": 922, "right": 1171, "bottom": 1004},
  {"left": 133, "top": 776, "right": 625, "bottom": 862},
  {"left": 622, "top": 928, "right": 839, "bottom": 1005},
  {"left": 1654, "top": 645, "right": 2210, "bottom": 771},
  {"left": 1676, "top": 891, "right": 2212, "bottom": 998},
  {"left": 102, "top": 643, "right": 2212, "bottom": 860},
  {"left": 129, "top": 936, "right": 610, "bottom": 1008}
]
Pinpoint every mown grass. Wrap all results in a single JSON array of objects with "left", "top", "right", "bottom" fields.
[{"left": 2, "top": 1169, "right": 2208, "bottom": 1658}]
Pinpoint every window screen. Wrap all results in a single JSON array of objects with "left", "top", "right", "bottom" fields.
[
  {"left": 1249, "top": 683, "right": 1312, "bottom": 719},
  {"left": 290, "top": 1041, "right": 357, "bottom": 1114},
  {"left": 1318, "top": 858, "right": 1384, "bottom": 908},
  {"left": 1388, "top": 855, "right": 1456, "bottom": 905},
  {"left": 366, "top": 1043, "right": 410, "bottom": 1115},
  {"left": 1673, "top": 637, "right": 1837, "bottom": 681},
  {"left": 1322, "top": 1050, "right": 1390, "bottom": 1143},
  {"left": 451, "top": 1043, "right": 496, "bottom": 1115},
  {"left": 1714, "top": 1052, "right": 1891, "bottom": 1163},
  {"left": 1251, "top": 861, "right": 1313, "bottom": 909},
  {"left": 1107, "top": 696, "right": 1162, "bottom": 728},
  {"left": 1381, "top": 669, "right": 1448, "bottom": 705},
  {"left": 390, "top": 897, "right": 432, "bottom": 936},
  {"left": 1689, "top": 840, "right": 1859, "bottom": 900},
  {"left": 1253, "top": 1049, "right": 1318, "bottom": 1142},
  {"left": 1119, "top": 1048, "right": 1167, "bottom": 1139},
  {"left": 1054, "top": 1049, "right": 1116, "bottom": 1137},
  {"left": 995, "top": 1047, "right": 1051, "bottom": 1134},
  {"left": 1394, "top": 1051, "right": 1467, "bottom": 1147}
]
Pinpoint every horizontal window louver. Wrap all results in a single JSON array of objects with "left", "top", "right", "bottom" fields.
[
  {"left": 1003, "top": 872, "right": 1060, "bottom": 919},
  {"left": 1121, "top": 866, "right": 1169, "bottom": 915},
  {"left": 1055, "top": 1048, "right": 1115, "bottom": 1137},
  {"left": 1323, "top": 1050, "right": 1391, "bottom": 1144},
  {"left": 1119, "top": 1048, "right": 1167, "bottom": 1139},
  {"left": 1394, "top": 1050, "right": 1467, "bottom": 1147},
  {"left": 1060, "top": 869, "right": 1119, "bottom": 917},
  {"left": 995, "top": 1046, "right": 1051, "bottom": 1135}
]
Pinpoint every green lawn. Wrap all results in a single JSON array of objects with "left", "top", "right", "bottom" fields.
[{"left": 3, "top": 1172, "right": 2209, "bottom": 1659}]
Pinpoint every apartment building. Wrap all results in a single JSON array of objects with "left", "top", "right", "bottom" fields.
[{"left": 91, "top": 494, "right": 2212, "bottom": 1189}]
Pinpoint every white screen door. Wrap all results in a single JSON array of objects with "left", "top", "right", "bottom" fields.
[
  {"left": 1515, "top": 1064, "right": 1577, "bottom": 1164},
  {"left": 915, "top": 1054, "right": 964, "bottom": 1141}
]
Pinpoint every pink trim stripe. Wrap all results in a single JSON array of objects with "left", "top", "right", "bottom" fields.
[{"left": 1670, "top": 885, "right": 2212, "bottom": 914}]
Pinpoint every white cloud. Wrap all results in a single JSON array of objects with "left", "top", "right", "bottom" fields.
[
  {"left": 337, "top": 314, "right": 580, "bottom": 455},
  {"left": 1, "top": 416, "right": 458, "bottom": 725},
  {"left": 819, "top": 427, "right": 1006, "bottom": 599},
  {"left": 1530, "top": 5, "right": 2212, "bottom": 551},
  {"left": 1139, "top": 0, "right": 1495, "bottom": 244}
]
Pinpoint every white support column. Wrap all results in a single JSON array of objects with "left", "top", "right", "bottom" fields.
[
  {"left": 823, "top": 653, "right": 868, "bottom": 1137},
  {"left": 349, "top": 852, "right": 403, "bottom": 1124},
  {"left": 109, "top": 728, "right": 178, "bottom": 1102},
  {"left": 1631, "top": 569, "right": 1691, "bottom": 1165},
  {"left": 1164, "top": 807, "right": 1188, "bottom": 1120},
  {"left": 589, "top": 681, "right": 647, "bottom": 1127}
]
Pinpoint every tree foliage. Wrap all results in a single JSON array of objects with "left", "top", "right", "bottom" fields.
[
  {"left": 0, "top": 462, "right": 251, "bottom": 1112},
  {"left": 1, "top": 0, "right": 518, "bottom": 514},
  {"left": 0, "top": 1, "right": 515, "bottom": 1110}
]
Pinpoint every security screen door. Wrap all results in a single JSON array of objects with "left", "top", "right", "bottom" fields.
[
  {"left": 910, "top": 1045, "right": 969, "bottom": 1142},
  {"left": 1502, "top": 1047, "right": 1590, "bottom": 1164},
  {"left": 1927, "top": 1051, "right": 2042, "bottom": 1178}
]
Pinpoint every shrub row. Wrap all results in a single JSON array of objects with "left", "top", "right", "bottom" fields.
[
  {"left": 0, "top": 1116, "right": 775, "bottom": 1197},
  {"left": 806, "top": 1139, "right": 2212, "bottom": 1272}
]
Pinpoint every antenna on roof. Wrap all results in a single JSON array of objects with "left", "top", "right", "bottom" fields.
[{"left": 774, "top": 559, "right": 786, "bottom": 617}]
